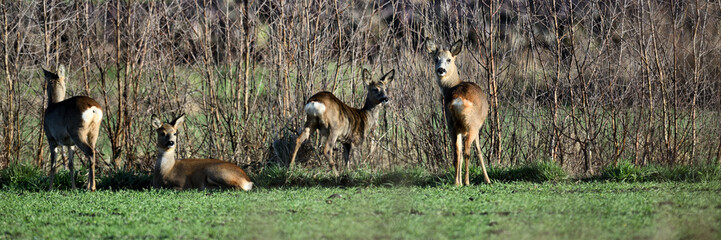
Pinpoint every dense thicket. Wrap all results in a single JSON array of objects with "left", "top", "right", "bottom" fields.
[{"left": 1, "top": 0, "right": 719, "bottom": 176}]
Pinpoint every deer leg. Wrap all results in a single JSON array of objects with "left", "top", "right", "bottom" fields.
[
  {"left": 350, "top": 143, "right": 357, "bottom": 167},
  {"left": 60, "top": 146, "right": 67, "bottom": 171},
  {"left": 464, "top": 134, "right": 473, "bottom": 186},
  {"left": 88, "top": 147, "right": 97, "bottom": 191},
  {"left": 48, "top": 143, "right": 59, "bottom": 190},
  {"left": 475, "top": 138, "right": 491, "bottom": 184},
  {"left": 67, "top": 146, "right": 76, "bottom": 189},
  {"left": 290, "top": 123, "right": 315, "bottom": 168},
  {"left": 451, "top": 138, "right": 458, "bottom": 183},
  {"left": 342, "top": 143, "right": 352, "bottom": 170},
  {"left": 72, "top": 135, "right": 96, "bottom": 191},
  {"left": 324, "top": 133, "right": 340, "bottom": 177},
  {"left": 89, "top": 129, "right": 99, "bottom": 191},
  {"left": 455, "top": 133, "right": 463, "bottom": 186}
]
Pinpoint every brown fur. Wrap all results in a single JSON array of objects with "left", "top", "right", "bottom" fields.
[
  {"left": 306, "top": 92, "right": 372, "bottom": 145},
  {"left": 155, "top": 158, "right": 252, "bottom": 190},
  {"left": 427, "top": 38, "right": 491, "bottom": 185},
  {"left": 445, "top": 83, "right": 490, "bottom": 134},
  {"left": 290, "top": 69, "right": 394, "bottom": 176},
  {"left": 152, "top": 115, "right": 253, "bottom": 191},
  {"left": 43, "top": 66, "right": 103, "bottom": 191}
]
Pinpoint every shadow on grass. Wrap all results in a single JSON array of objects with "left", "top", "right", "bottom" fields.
[
  {"left": 1, "top": 161, "right": 719, "bottom": 191},
  {"left": 0, "top": 164, "right": 152, "bottom": 191},
  {"left": 251, "top": 166, "right": 444, "bottom": 188}
]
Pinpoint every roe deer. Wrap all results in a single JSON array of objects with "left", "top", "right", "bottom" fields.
[
  {"left": 43, "top": 66, "right": 103, "bottom": 191},
  {"left": 426, "top": 38, "right": 491, "bottom": 185},
  {"left": 151, "top": 114, "right": 253, "bottom": 191},
  {"left": 289, "top": 69, "right": 394, "bottom": 176}
]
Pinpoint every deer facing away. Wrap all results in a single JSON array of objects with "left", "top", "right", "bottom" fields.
[
  {"left": 289, "top": 69, "right": 394, "bottom": 176},
  {"left": 426, "top": 38, "right": 491, "bottom": 185},
  {"left": 152, "top": 115, "right": 253, "bottom": 191},
  {"left": 43, "top": 66, "right": 103, "bottom": 191}
]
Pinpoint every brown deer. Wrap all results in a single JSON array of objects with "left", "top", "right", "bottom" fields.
[
  {"left": 289, "top": 69, "right": 394, "bottom": 176},
  {"left": 426, "top": 38, "right": 491, "bottom": 185},
  {"left": 43, "top": 66, "right": 103, "bottom": 191},
  {"left": 152, "top": 114, "right": 253, "bottom": 191}
]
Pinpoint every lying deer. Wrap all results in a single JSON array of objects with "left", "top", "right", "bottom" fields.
[
  {"left": 152, "top": 114, "right": 253, "bottom": 191},
  {"left": 426, "top": 38, "right": 491, "bottom": 185},
  {"left": 43, "top": 66, "right": 103, "bottom": 191},
  {"left": 289, "top": 69, "right": 394, "bottom": 176}
]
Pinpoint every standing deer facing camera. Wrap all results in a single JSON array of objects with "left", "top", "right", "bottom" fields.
[
  {"left": 152, "top": 115, "right": 253, "bottom": 191},
  {"left": 289, "top": 69, "right": 394, "bottom": 176},
  {"left": 426, "top": 38, "right": 491, "bottom": 185},
  {"left": 43, "top": 66, "right": 103, "bottom": 191}
]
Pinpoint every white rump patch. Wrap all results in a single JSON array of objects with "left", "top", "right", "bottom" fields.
[
  {"left": 451, "top": 98, "right": 470, "bottom": 113},
  {"left": 242, "top": 181, "right": 254, "bottom": 191},
  {"left": 81, "top": 106, "right": 103, "bottom": 123},
  {"left": 304, "top": 101, "right": 326, "bottom": 117}
]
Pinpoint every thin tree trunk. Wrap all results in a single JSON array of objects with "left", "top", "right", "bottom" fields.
[
  {"left": 243, "top": 0, "right": 252, "bottom": 118},
  {"left": 551, "top": 0, "right": 562, "bottom": 165},
  {"left": 36, "top": 0, "right": 53, "bottom": 167},
  {"left": 331, "top": 0, "right": 342, "bottom": 92},
  {"left": 2, "top": 1, "right": 14, "bottom": 164}
]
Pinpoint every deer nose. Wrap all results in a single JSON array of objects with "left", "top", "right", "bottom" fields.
[
  {"left": 436, "top": 68, "right": 446, "bottom": 75},
  {"left": 168, "top": 141, "right": 175, "bottom": 147},
  {"left": 380, "top": 96, "right": 389, "bottom": 103}
]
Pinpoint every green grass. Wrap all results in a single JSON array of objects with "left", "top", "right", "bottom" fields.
[
  {"left": 1, "top": 163, "right": 720, "bottom": 239},
  {"left": 0, "top": 182, "right": 719, "bottom": 239}
]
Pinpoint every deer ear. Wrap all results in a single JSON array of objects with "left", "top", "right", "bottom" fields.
[
  {"left": 362, "top": 69, "right": 371, "bottom": 85},
  {"left": 43, "top": 68, "right": 58, "bottom": 81},
  {"left": 381, "top": 69, "right": 395, "bottom": 84},
  {"left": 57, "top": 65, "right": 66, "bottom": 79},
  {"left": 450, "top": 40, "right": 463, "bottom": 56},
  {"left": 171, "top": 115, "right": 185, "bottom": 129},
  {"left": 151, "top": 114, "right": 163, "bottom": 129},
  {"left": 425, "top": 38, "right": 437, "bottom": 54}
]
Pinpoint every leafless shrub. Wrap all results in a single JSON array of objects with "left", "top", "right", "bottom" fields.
[{"left": 0, "top": 0, "right": 719, "bottom": 176}]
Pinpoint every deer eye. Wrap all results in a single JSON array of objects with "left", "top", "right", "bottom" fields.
[{"left": 446, "top": 59, "right": 451, "bottom": 62}]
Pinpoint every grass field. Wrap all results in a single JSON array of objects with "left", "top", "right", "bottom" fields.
[{"left": 1, "top": 181, "right": 719, "bottom": 239}]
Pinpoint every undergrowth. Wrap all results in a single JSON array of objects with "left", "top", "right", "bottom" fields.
[
  {"left": 1, "top": 161, "right": 719, "bottom": 191},
  {"left": 0, "top": 164, "right": 86, "bottom": 191},
  {"left": 599, "top": 161, "right": 721, "bottom": 182},
  {"left": 486, "top": 161, "right": 568, "bottom": 182}
]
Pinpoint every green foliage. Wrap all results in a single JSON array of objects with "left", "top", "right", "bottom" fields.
[
  {"left": 600, "top": 161, "right": 645, "bottom": 182},
  {"left": 600, "top": 161, "right": 721, "bottom": 182},
  {"left": 652, "top": 164, "right": 721, "bottom": 182},
  {"left": 50, "top": 167, "right": 88, "bottom": 190},
  {"left": 0, "top": 164, "right": 46, "bottom": 191},
  {"left": 0, "top": 164, "right": 87, "bottom": 191},
  {"left": 0, "top": 164, "right": 150, "bottom": 191},
  {"left": 2, "top": 162, "right": 719, "bottom": 192}
]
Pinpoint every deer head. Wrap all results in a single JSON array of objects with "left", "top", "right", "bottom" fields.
[
  {"left": 426, "top": 38, "right": 463, "bottom": 88},
  {"left": 43, "top": 65, "right": 67, "bottom": 104},
  {"left": 363, "top": 68, "right": 394, "bottom": 107},
  {"left": 152, "top": 114, "right": 185, "bottom": 152}
]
